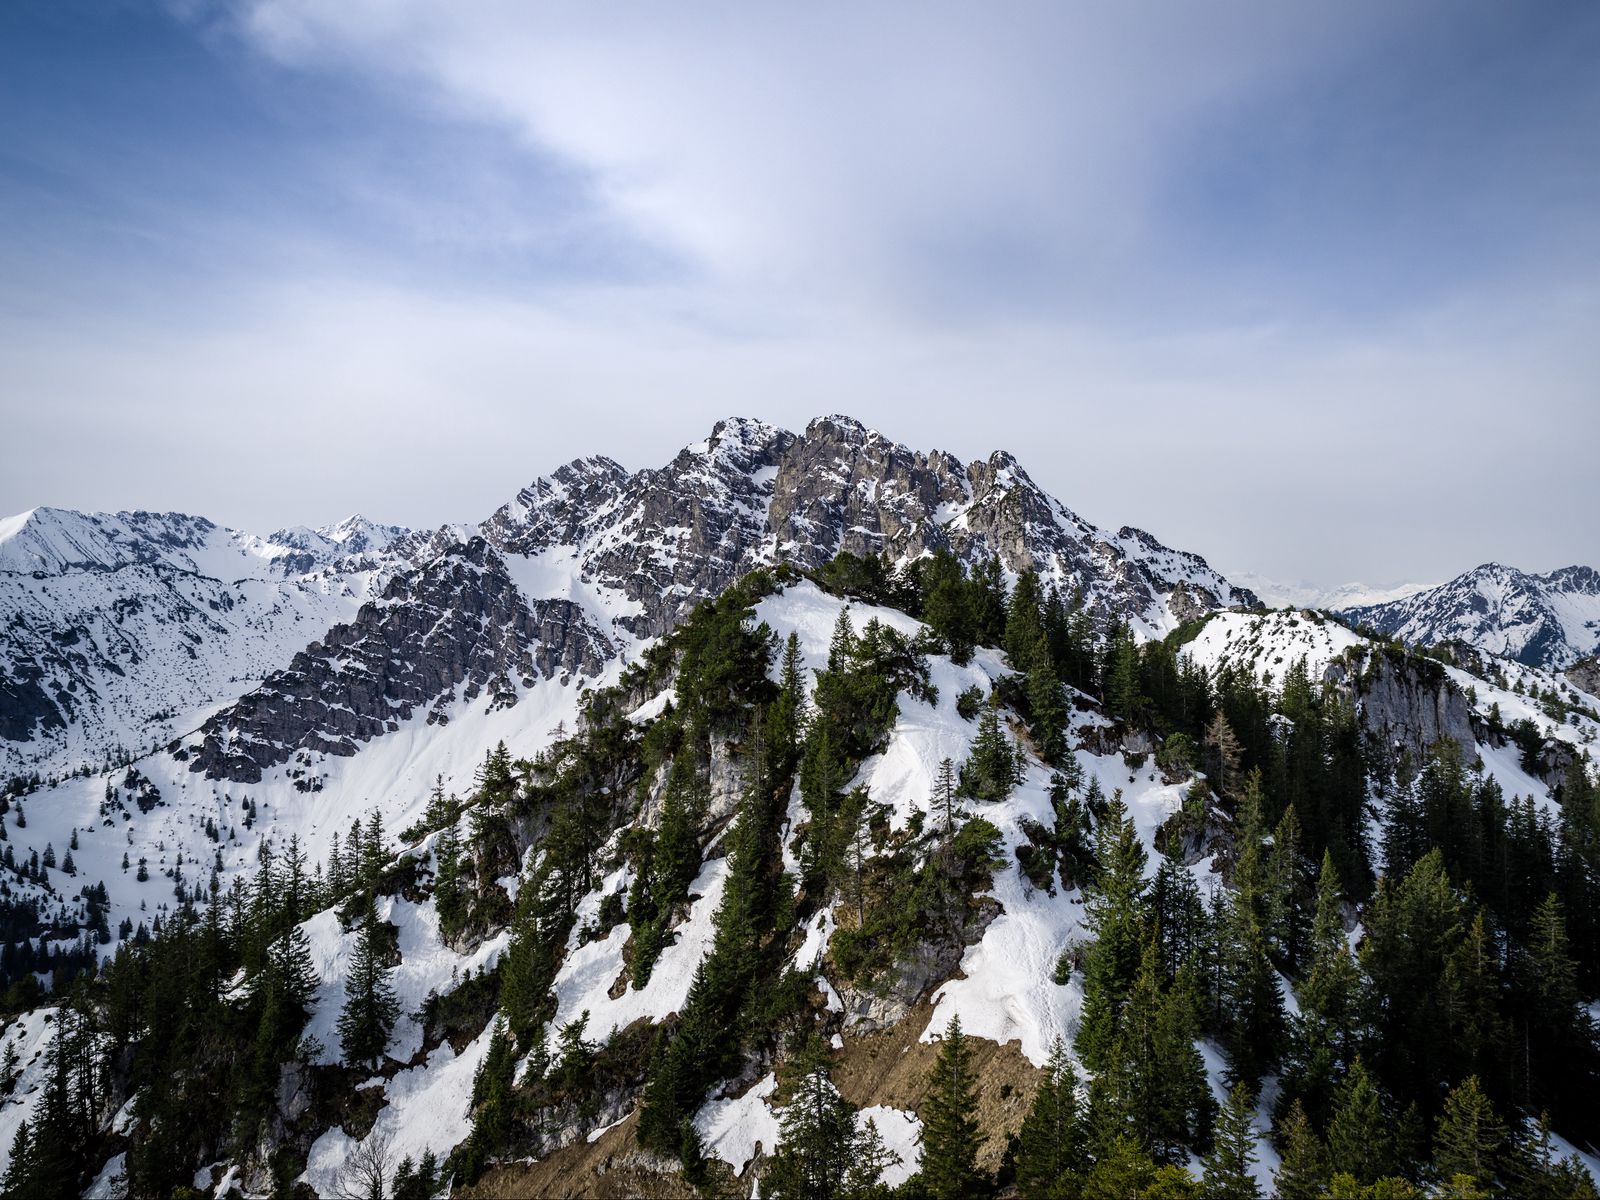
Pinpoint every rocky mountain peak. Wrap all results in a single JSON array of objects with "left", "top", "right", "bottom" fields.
[{"left": 1342, "top": 558, "right": 1600, "bottom": 669}]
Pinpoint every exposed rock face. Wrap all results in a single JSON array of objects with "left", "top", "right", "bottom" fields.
[
  {"left": 485, "top": 414, "right": 1253, "bottom": 640},
  {"left": 5, "top": 414, "right": 1255, "bottom": 784},
  {"left": 1342, "top": 562, "right": 1600, "bottom": 670},
  {"left": 187, "top": 539, "right": 615, "bottom": 783},
  {"left": 1328, "top": 648, "right": 1479, "bottom": 765},
  {"left": 1568, "top": 656, "right": 1600, "bottom": 701}
]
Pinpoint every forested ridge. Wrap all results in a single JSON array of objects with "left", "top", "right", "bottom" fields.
[{"left": 0, "top": 550, "right": 1596, "bottom": 1199}]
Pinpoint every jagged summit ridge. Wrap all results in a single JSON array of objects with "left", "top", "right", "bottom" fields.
[{"left": 1, "top": 415, "right": 1251, "bottom": 782}]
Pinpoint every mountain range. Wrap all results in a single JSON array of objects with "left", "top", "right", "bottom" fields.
[
  {"left": 0, "top": 415, "right": 1254, "bottom": 785},
  {"left": 1, "top": 414, "right": 1597, "bottom": 1199}
]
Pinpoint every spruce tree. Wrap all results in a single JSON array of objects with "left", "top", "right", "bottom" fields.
[
  {"left": 339, "top": 913, "right": 400, "bottom": 1070},
  {"left": 919, "top": 1016, "right": 987, "bottom": 1200},
  {"left": 763, "top": 1037, "right": 858, "bottom": 1200},
  {"left": 1325, "top": 1059, "right": 1390, "bottom": 1185},
  {"left": 1077, "top": 789, "right": 1149, "bottom": 1073},
  {"left": 1273, "top": 1099, "right": 1329, "bottom": 1200},
  {"left": 964, "top": 703, "right": 1019, "bottom": 802}
]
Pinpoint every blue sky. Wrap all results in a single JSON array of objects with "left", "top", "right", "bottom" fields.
[{"left": 2, "top": 0, "right": 1597, "bottom": 585}]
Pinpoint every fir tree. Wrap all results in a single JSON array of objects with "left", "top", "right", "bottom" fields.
[
  {"left": 1077, "top": 789, "right": 1149, "bottom": 1072},
  {"left": 1014, "top": 1037, "right": 1085, "bottom": 1199},
  {"left": 963, "top": 703, "right": 1020, "bottom": 802},
  {"left": 763, "top": 1037, "right": 858, "bottom": 1200},
  {"left": 1326, "top": 1059, "right": 1391, "bottom": 1186},
  {"left": 1432, "top": 1076, "right": 1504, "bottom": 1191},
  {"left": 934, "top": 756, "right": 960, "bottom": 836},
  {"left": 1273, "top": 1099, "right": 1329, "bottom": 1200}
]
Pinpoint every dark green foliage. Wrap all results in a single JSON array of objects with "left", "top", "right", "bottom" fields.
[
  {"left": 961, "top": 703, "right": 1022, "bottom": 802},
  {"left": 339, "top": 912, "right": 400, "bottom": 1070},
  {"left": 1325, "top": 1059, "right": 1393, "bottom": 1186},
  {"left": 763, "top": 1035, "right": 897, "bottom": 1200},
  {"left": 1273, "top": 1099, "right": 1329, "bottom": 1200},
  {"left": 1431, "top": 1075, "right": 1503, "bottom": 1190},
  {"left": 1077, "top": 789, "right": 1149, "bottom": 1073},
  {"left": 1202, "top": 1081, "right": 1262, "bottom": 1200},
  {"left": 919, "top": 1016, "right": 989, "bottom": 1200},
  {"left": 1014, "top": 1037, "right": 1086, "bottom": 1199}
]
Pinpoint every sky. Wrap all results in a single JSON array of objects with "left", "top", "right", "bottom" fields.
[{"left": 1, "top": 1, "right": 1597, "bottom": 588}]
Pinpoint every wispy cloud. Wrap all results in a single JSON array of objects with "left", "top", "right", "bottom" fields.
[{"left": 1, "top": 0, "right": 1596, "bottom": 584}]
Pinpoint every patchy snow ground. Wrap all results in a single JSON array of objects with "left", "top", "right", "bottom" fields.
[
  {"left": 694, "top": 1073, "right": 781, "bottom": 1176},
  {"left": 302, "top": 1020, "right": 498, "bottom": 1195},
  {"left": 547, "top": 855, "right": 729, "bottom": 1052},
  {"left": 0, "top": 1008, "right": 58, "bottom": 1175},
  {"left": 301, "top": 893, "right": 508, "bottom": 1068}
]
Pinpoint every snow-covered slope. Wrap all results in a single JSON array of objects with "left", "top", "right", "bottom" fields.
[
  {"left": 1342, "top": 561, "right": 1600, "bottom": 669},
  {"left": 0, "top": 508, "right": 418, "bottom": 780}
]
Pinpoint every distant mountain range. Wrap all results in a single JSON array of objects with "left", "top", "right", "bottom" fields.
[{"left": 1338, "top": 562, "right": 1600, "bottom": 670}]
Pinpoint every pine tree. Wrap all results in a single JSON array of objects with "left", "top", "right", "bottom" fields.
[
  {"left": 339, "top": 913, "right": 400, "bottom": 1070},
  {"left": 1203, "top": 1081, "right": 1261, "bottom": 1200},
  {"left": 919, "top": 1016, "right": 987, "bottom": 1200},
  {"left": 1432, "top": 1076, "right": 1504, "bottom": 1190},
  {"left": 1014, "top": 1037, "right": 1085, "bottom": 1198}
]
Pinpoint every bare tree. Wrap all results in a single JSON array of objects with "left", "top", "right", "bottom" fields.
[{"left": 333, "top": 1127, "right": 395, "bottom": 1200}]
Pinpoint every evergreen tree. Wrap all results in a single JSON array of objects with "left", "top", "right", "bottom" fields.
[
  {"left": 763, "top": 1037, "right": 859, "bottom": 1200},
  {"left": 1027, "top": 652, "right": 1069, "bottom": 767},
  {"left": 1077, "top": 789, "right": 1150, "bottom": 1073},
  {"left": 1432, "top": 1076, "right": 1504, "bottom": 1191},
  {"left": 1264, "top": 804, "right": 1310, "bottom": 972},
  {"left": 338, "top": 914, "right": 400, "bottom": 1070},
  {"left": 934, "top": 756, "right": 960, "bottom": 836},
  {"left": 1273, "top": 1099, "right": 1329, "bottom": 1200},
  {"left": 963, "top": 703, "right": 1020, "bottom": 802},
  {"left": 1214, "top": 884, "right": 1285, "bottom": 1086},
  {"left": 1014, "top": 1037, "right": 1085, "bottom": 1199},
  {"left": 919, "top": 1016, "right": 987, "bottom": 1200},
  {"left": 1203, "top": 1081, "right": 1262, "bottom": 1200},
  {"left": 1326, "top": 1060, "right": 1391, "bottom": 1186}
]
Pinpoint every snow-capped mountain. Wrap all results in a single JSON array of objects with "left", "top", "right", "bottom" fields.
[
  {"left": 0, "top": 508, "right": 415, "bottom": 780},
  {"left": 2, "top": 414, "right": 1598, "bottom": 1199},
  {"left": 1340, "top": 561, "right": 1600, "bottom": 669},
  {"left": 1, "top": 415, "right": 1252, "bottom": 784}
]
